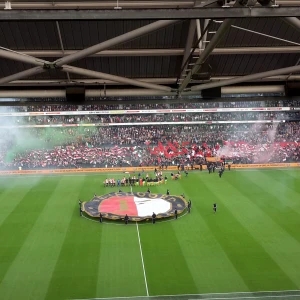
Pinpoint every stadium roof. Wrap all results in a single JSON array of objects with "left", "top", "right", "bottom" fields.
[{"left": 0, "top": 0, "right": 300, "bottom": 100}]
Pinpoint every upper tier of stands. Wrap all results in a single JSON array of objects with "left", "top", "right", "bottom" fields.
[
  {"left": 5, "top": 99, "right": 300, "bottom": 113},
  {"left": 1, "top": 111, "right": 300, "bottom": 126}
]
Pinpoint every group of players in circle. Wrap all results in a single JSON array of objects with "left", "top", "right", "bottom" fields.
[
  {"left": 80, "top": 166, "right": 220, "bottom": 223},
  {"left": 79, "top": 187, "right": 217, "bottom": 224}
]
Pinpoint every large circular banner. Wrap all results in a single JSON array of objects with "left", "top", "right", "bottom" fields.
[{"left": 83, "top": 192, "right": 187, "bottom": 221}]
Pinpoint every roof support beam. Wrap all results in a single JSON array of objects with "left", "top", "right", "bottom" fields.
[
  {"left": 191, "top": 64, "right": 300, "bottom": 91},
  {"left": 179, "top": 2, "right": 242, "bottom": 92},
  {"left": 0, "top": 67, "right": 45, "bottom": 85},
  {"left": 0, "top": 1, "right": 299, "bottom": 10},
  {"left": 180, "top": 0, "right": 217, "bottom": 69},
  {"left": 0, "top": 20, "right": 178, "bottom": 88},
  {"left": 55, "top": 21, "right": 71, "bottom": 82},
  {"left": 62, "top": 66, "right": 172, "bottom": 92},
  {"left": 55, "top": 20, "right": 179, "bottom": 66},
  {"left": 3, "top": 78, "right": 179, "bottom": 86},
  {"left": 0, "top": 86, "right": 283, "bottom": 98},
  {"left": 210, "top": 46, "right": 300, "bottom": 54},
  {"left": 4, "top": 75, "right": 300, "bottom": 87},
  {"left": 0, "top": 49, "right": 47, "bottom": 66},
  {"left": 4, "top": 1, "right": 195, "bottom": 9},
  {"left": 181, "top": 20, "right": 197, "bottom": 69},
  {"left": 3, "top": 46, "right": 300, "bottom": 59},
  {"left": 0, "top": 7, "right": 300, "bottom": 20},
  {"left": 17, "top": 49, "right": 185, "bottom": 57},
  {"left": 283, "top": 17, "right": 300, "bottom": 33}
]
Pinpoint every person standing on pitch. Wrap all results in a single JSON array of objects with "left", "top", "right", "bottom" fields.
[
  {"left": 213, "top": 203, "right": 217, "bottom": 214},
  {"left": 166, "top": 189, "right": 170, "bottom": 195},
  {"left": 187, "top": 200, "right": 192, "bottom": 213},
  {"left": 124, "top": 214, "right": 129, "bottom": 225},
  {"left": 99, "top": 212, "right": 103, "bottom": 223},
  {"left": 79, "top": 200, "right": 82, "bottom": 216},
  {"left": 219, "top": 169, "right": 223, "bottom": 178},
  {"left": 174, "top": 209, "right": 178, "bottom": 219},
  {"left": 152, "top": 212, "right": 157, "bottom": 224}
]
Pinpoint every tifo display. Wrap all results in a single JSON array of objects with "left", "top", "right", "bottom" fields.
[{"left": 83, "top": 192, "right": 187, "bottom": 221}]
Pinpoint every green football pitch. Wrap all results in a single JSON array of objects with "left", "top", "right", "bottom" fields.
[{"left": 0, "top": 169, "right": 300, "bottom": 300}]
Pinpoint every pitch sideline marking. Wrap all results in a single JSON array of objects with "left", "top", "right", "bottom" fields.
[
  {"left": 136, "top": 222, "right": 149, "bottom": 297},
  {"left": 189, "top": 295, "right": 300, "bottom": 300},
  {"left": 69, "top": 289, "right": 300, "bottom": 300}
]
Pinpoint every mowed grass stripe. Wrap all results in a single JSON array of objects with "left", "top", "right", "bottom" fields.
[
  {"left": 248, "top": 170, "right": 300, "bottom": 210},
  {"left": 0, "top": 177, "right": 42, "bottom": 226},
  {"left": 202, "top": 173, "right": 300, "bottom": 289},
  {"left": 264, "top": 170, "right": 300, "bottom": 203},
  {"left": 120, "top": 174, "right": 247, "bottom": 294},
  {"left": 228, "top": 170, "right": 300, "bottom": 245},
  {"left": 0, "top": 175, "right": 86, "bottom": 300},
  {"left": 96, "top": 224, "right": 146, "bottom": 298},
  {"left": 140, "top": 221, "right": 198, "bottom": 296},
  {"left": 172, "top": 179, "right": 249, "bottom": 294},
  {"left": 136, "top": 179, "right": 198, "bottom": 295},
  {"left": 277, "top": 168, "right": 300, "bottom": 181},
  {"left": 0, "top": 177, "right": 60, "bottom": 286},
  {"left": 44, "top": 175, "right": 104, "bottom": 300},
  {"left": 0, "top": 178, "right": 18, "bottom": 203},
  {"left": 197, "top": 173, "right": 297, "bottom": 291}
]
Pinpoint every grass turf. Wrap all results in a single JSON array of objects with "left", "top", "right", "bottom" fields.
[{"left": 0, "top": 169, "right": 300, "bottom": 300}]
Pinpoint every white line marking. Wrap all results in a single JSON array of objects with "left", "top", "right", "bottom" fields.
[
  {"left": 189, "top": 296, "right": 300, "bottom": 300},
  {"left": 69, "top": 290, "right": 300, "bottom": 300},
  {"left": 136, "top": 222, "right": 149, "bottom": 297}
]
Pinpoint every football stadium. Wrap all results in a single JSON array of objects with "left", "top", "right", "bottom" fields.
[{"left": 1, "top": 1, "right": 300, "bottom": 300}]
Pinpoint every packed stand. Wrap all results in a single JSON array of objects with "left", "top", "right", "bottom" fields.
[
  {"left": 2, "top": 111, "right": 300, "bottom": 126},
  {"left": 0, "top": 122, "right": 299, "bottom": 170},
  {"left": 4, "top": 99, "right": 300, "bottom": 114}
]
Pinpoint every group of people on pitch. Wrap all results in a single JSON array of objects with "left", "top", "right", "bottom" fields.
[{"left": 78, "top": 192, "right": 217, "bottom": 224}]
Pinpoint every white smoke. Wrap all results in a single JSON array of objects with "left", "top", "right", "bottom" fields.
[
  {"left": 0, "top": 107, "right": 48, "bottom": 165},
  {"left": 216, "top": 113, "right": 281, "bottom": 163}
]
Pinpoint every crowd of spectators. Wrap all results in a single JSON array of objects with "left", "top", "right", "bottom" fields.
[
  {"left": 1, "top": 100, "right": 300, "bottom": 169},
  {"left": 5, "top": 99, "right": 300, "bottom": 113},
  {"left": 0, "top": 122, "right": 299, "bottom": 170},
  {"left": 2, "top": 111, "right": 300, "bottom": 126}
]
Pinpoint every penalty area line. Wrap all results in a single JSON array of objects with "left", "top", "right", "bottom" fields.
[{"left": 136, "top": 222, "right": 149, "bottom": 297}]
